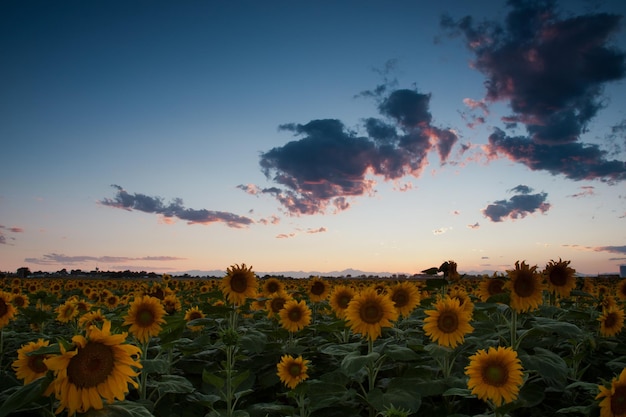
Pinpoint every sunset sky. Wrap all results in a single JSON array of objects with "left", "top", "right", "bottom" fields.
[{"left": 2, "top": 0, "right": 626, "bottom": 277}]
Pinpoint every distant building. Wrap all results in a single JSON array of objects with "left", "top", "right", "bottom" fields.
[{"left": 621, "top": 265, "right": 626, "bottom": 278}]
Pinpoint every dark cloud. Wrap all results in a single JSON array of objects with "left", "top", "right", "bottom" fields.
[
  {"left": 482, "top": 185, "right": 551, "bottom": 222},
  {"left": 259, "top": 88, "right": 458, "bottom": 216},
  {"left": 100, "top": 185, "right": 254, "bottom": 228},
  {"left": 442, "top": 0, "right": 626, "bottom": 181},
  {"left": 23, "top": 253, "right": 186, "bottom": 266},
  {"left": 594, "top": 245, "right": 626, "bottom": 255}
]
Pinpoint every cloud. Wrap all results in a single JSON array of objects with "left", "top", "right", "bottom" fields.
[
  {"left": 568, "top": 186, "right": 596, "bottom": 198},
  {"left": 23, "top": 253, "right": 186, "bottom": 266},
  {"left": 433, "top": 227, "right": 452, "bottom": 235},
  {"left": 306, "top": 227, "right": 327, "bottom": 234},
  {"left": 467, "top": 222, "right": 480, "bottom": 229},
  {"left": 482, "top": 184, "right": 551, "bottom": 222},
  {"left": 275, "top": 226, "right": 327, "bottom": 239},
  {"left": 0, "top": 225, "right": 23, "bottom": 245},
  {"left": 593, "top": 245, "right": 626, "bottom": 255},
  {"left": 442, "top": 1, "right": 626, "bottom": 182},
  {"left": 100, "top": 185, "right": 254, "bottom": 228},
  {"left": 259, "top": 88, "right": 458, "bottom": 215}
]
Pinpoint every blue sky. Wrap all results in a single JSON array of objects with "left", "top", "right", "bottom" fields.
[{"left": 1, "top": 0, "right": 625, "bottom": 276}]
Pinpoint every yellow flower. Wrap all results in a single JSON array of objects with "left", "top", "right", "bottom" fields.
[
  {"left": 221, "top": 263, "right": 257, "bottom": 305},
  {"left": 388, "top": 282, "right": 421, "bottom": 318},
  {"left": 277, "top": 355, "right": 310, "bottom": 389},
  {"left": 329, "top": 285, "right": 356, "bottom": 319},
  {"left": 44, "top": 320, "right": 142, "bottom": 415},
  {"left": 184, "top": 306, "right": 206, "bottom": 332},
  {"left": 11, "top": 293, "right": 30, "bottom": 309},
  {"left": 266, "top": 291, "right": 293, "bottom": 317},
  {"left": 423, "top": 296, "right": 473, "bottom": 348},
  {"left": 262, "top": 277, "right": 284, "bottom": 296},
  {"left": 307, "top": 277, "right": 330, "bottom": 303},
  {"left": 163, "top": 294, "right": 182, "bottom": 315},
  {"left": 12, "top": 339, "right": 51, "bottom": 384},
  {"left": 279, "top": 299, "right": 312, "bottom": 332},
  {"left": 543, "top": 258, "right": 577, "bottom": 298},
  {"left": 0, "top": 291, "right": 17, "bottom": 328},
  {"left": 465, "top": 346, "right": 524, "bottom": 407},
  {"left": 597, "top": 368, "right": 626, "bottom": 417},
  {"left": 476, "top": 275, "right": 506, "bottom": 302},
  {"left": 504, "top": 261, "right": 544, "bottom": 313},
  {"left": 56, "top": 300, "right": 79, "bottom": 323},
  {"left": 78, "top": 309, "right": 107, "bottom": 329},
  {"left": 345, "top": 287, "right": 398, "bottom": 341},
  {"left": 122, "top": 295, "right": 167, "bottom": 343},
  {"left": 599, "top": 306, "right": 625, "bottom": 338}
]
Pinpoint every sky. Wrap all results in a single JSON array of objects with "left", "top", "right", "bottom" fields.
[{"left": 1, "top": 0, "right": 626, "bottom": 277}]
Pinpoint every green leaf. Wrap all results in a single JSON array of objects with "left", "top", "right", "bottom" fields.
[
  {"left": 341, "top": 351, "right": 380, "bottom": 376},
  {"left": 141, "top": 358, "right": 170, "bottom": 374},
  {"left": 519, "top": 347, "right": 568, "bottom": 388},
  {"left": 82, "top": 401, "right": 154, "bottom": 417},
  {"left": 442, "top": 387, "right": 474, "bottom": 398},
  {"left": 203, "top": 369, "right": 225, "bottom": 389},
  {"left": 153, "top": 374, "right": 194, "bottom": 395},
  {"left": 0, "top": 377, "right": 50, "bottom": 417},
  {"left": 239, "top": 329, "right": 267, "bottom": 354},
  {"left": 383, "top": 345, "right": 420, "bottom": 361},
  {"left": 557, "top": 405, "right": 596, "bottom": 414},
  {"left": 530, "top": 316, "right": 583, "bottom": 339},
  {"left": 367, "top": 381, "right": 422, "bottom": 413}
]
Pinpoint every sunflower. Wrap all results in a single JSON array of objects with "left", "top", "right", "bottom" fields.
[
  {"left": 465, "top": 346, "right": 524, "bottom": 407},
  {"left": 597, "top": 367, "right": 626, "bottom": 417},
  {"left": 162, "top": 294, "right": 182, "bottom": 315},
  {"left": 11, "top": 293, "right": 30, "bottom": 309},
  {"left": 329, "top": 285, "right": 356, "bottom": 319},
  {"left": 543, "top": 258, "right": 577, "bottom": 298},
  {"left": 388, "top": 282, "right": 421, "bottom": 317},
  {"left": 78, "top": 309, "right": 107, "bottom": 329},
  {"left": 262, "top": 277, "right": 284, "bottom": 296},
  {"left": 122, "top": 295, "right": 167, "bottom": 343},
  {"left": 599, "top": 306, "right": 625, "bottom": 338},
  {"left": 307, "top": 277, "right": 330, "bottom": 303},
  {"left": 184, "top": 306, "right": 205, "bottom": 332},
  {"left": 617, "top": 280, "right": 626, "bottom": 302},
  {"left": 448, "top": 288, "right": 474, "bottom": 315},
  {"left": 12, "top": 339, "right": 52, "bottom": 384},
  {"left": 423, "top": 296, "right": 473, "bottom": 348},
  {"left": 276, "top": 355, "right": 310, "bottom": 389},
  {"left": 476, "top": 275, "right": 506, "bottom": 302},
  {"left": 504, "top": 261, "right": 544, "bottom": 313},
  {"left": 44, "top": 320, "right": 142, "bottom": 415},
  {"left": 266, "top": 291, "right": 293, "bottom": 318},
  {"left": 0, "top": 291, "right": 17, "bottom": 329},
  {"left": 345, "top": 287, "right": 398, "bottom": 341},
  {"left": 221, "top": 263, "right": 257, "bottom": 305},
  {"left": 279, "top": 299, "right": 312, "bottom": 332}
]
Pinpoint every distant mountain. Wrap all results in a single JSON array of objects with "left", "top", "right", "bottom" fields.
[{"left": 171, "top": 268, "right": 403, "bottom": 279}]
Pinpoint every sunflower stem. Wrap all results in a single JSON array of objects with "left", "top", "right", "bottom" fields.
[
  {"left": 510, "top": 308, "right": 518, "bottom": 349},
  {"left": 139, "top": 339, "right": 150, "bottom": 401}
]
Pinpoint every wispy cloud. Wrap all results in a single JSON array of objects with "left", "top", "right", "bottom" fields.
[
  {"left": 23, "top": 253, "right": 186, "bottom": 266},
  {"left": 275, "top": 226, "right": 327, "bottom": 239},
  {"left": 100, "top": 185, "right": 254, "bottom": 228},
  {"left": 482, "top": 185, "right": 551, "bottom": 222},
  {"left": 0, "top": 225, "right": 23, "bottom": 245},
  {"left": 467, "top": 222, "right": 480, "bottom": 229},
  {"left": 568, "top": 186, "right": 596, "bottom": 198},
  {"left": 442, "top": 1, "right": 626, "bottom": 183},
  {"left": 433, "top": 227, "right": 452, "bottom": 235}
]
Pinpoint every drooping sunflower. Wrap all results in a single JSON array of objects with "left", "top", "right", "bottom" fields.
[
  {"left": 44, "top": 320, "right": 142, "bottom": 415},
  {"left": 276, "top": 354, "right": 310, "bottom": 389},
  {"left": 162, "top": 294, "right": 182, "bottom": 315},
  {"left": 266, "top": 291, "right": 293, "bottom": 318},
  {"left": 0, "top": 291, "right": 17, "bottom": 329},
  {"left": 476, "top": 275, "right": 506, "bottom": 302},
  {"left": 423, "top": 296, "right": 473, "bottom": 348},
  {"left": 329, "top": 285, "right": 356, "bottom": 319},
  {"left": 388, "top": 282, "right": 421, "bottom": 318},
  {"left": 597, "top": 367, "right": 626, "bottom": 417},
  {"left": 12, "top": 339, "right": 52, "bottom": 385},
  {"left": 184, "top": 306, "right": 206, "bottom": 332},
  {"left": 465, "top": 346, "right": 524, "bottom": 407},
  {"left": 599, "top": 306, "right": 626, "bottom": 338},
  {"left": 307, "top": 277, "right": 330, "bottom": 303},
  {"left": 543, "top": 258, "right": 577, "bottom": 298},
  {"left": 504, "top": 261, "right": 544, "bottom": 313},
  {"left": 279, "top": 299, "right": 312, "bottom": 332},
  {"left": 122, "top": 295, "right": 167, "bottom": 343},
  {"left": 221, "top": 263, "right": 257, "bottom": 305},
  {"left": 262, "top": 277, "right": 284, "bottom": 296},
  {"left": 345, "top": 287, "right": 398, "bottom": 341}
]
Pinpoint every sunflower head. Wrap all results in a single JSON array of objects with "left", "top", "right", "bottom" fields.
[
  {"left": 122, "top": 295, "right": 167, "bottom": 343},
  {"left": 329, "top": 285, "right": 356, "bottom": 319},
  {"left": 307, "top": 277, "right": 330, "bottom": 302},
  {"left": 222, "top": 263, "right": 257, "bottom": 305},
  {"left": 423, "top": 296, "right": 473, "bottom": 348},
  {"left": 266, "top": 291, "right": 293, "bottom": 317},
  {"left": 0, "top": 291, "right": 17, "bottom": 329},
  {"left": 465, "top": 346, "right": 524, "bottom": 407},
  {"left": 12, "top": 339, "right": 51, "bottom": 385},
  {"left": 277, "top": 355, "right": 310, "bottom": 389},
  {"left": 543, "top": 258, "right": 577, "bottom": 298},
  {"left": 345, "top": 287, "right": 398, "bottom": 341},
  {"left": 597, "top": 368, "right": 626, "bottom": 417},
  {"left": 504, "top": 261, "right": 544, "bottom": 313},
  {"left": 477, "top": 275, "right": 506, "bottom": 302},
  {"left": 279, "top": 299, "right": 312, "bottom": 332},
  {"left": 599, "top": 306, "right": 625, "bottom": 338},
  {"left": 262, "top": 278, "right": 284, "bottom": 296},
  {"left": 389, "top": 282, "right": 421, "bottom": 317},
  {"left": 185, "top": 306, "right": 206, "bottom": 332}
]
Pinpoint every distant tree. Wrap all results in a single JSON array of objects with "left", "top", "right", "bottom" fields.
[{"left": 17, "top": 267, "right": 31, "bottom": 278}]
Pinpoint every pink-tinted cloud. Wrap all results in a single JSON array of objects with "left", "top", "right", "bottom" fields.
[
  {"left": 0, "top": 225, "right": 23, "bottom": 245},
  {"left": 568, "top": 186, "right": 596, "bottom": 198},
  {"left": 482, "top": 184, "right": 551, "bottom": 222},
  {"left": 467, "top": 222, "right": 480, "bottom": 229}
]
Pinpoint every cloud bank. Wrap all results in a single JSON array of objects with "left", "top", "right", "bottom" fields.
[
  {"left": 482, "top": 184, "right": 551, "bottom": 222},
  {"left": 24, "top": 253, "right": 186, "bottom": 266}
]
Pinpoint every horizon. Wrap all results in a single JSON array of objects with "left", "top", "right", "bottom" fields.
[{"left": 2, "top": 0, "right": 626, "bottom": 277}]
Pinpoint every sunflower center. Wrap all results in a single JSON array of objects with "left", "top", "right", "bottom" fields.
[
  {"left": 188, "top": 311, "right": 203, "bottom": 320},
  {"left": 266, "top": 282, "right": 280, "bottom": 293},
  {"left": 28, "top": 355, "right": 48, "bottom": 374},
  {"left": 13, "top": 297, "right": 26, "bottom": 308},
  {"left": 549, "top": 267, "right": 568, "bottom": 286},
  {"left": 392, "top": 291, "right": 409, "bottom": 308},
  {"left": 605, "top": 312, "right": 618, "bottom": 328},
  {"left": 361, "top": 302, "right": 383, "bottom": 324},
  {"left": 482, "top": 363, "right": 508, "bottom": 387},
  {"left": 0, "top": 299, "right": 7, "bottom": 316},
  {"left": 311, "top": 282, "right": 325, "bottom": 296},
  {"left": 437, "top": 311, "right": 459, "bottom": 333},
  {"left": 338, "top": 295, "right": 351, "bottom": 309},
  {"left": 611, "top": 386, "right": 626, "bottom": 414},
  {"left": 230, "top": 274, "right": 249, "bottom": 293},
  {"left": 288, "top": 363, "right": 302, "bottom": 377},
  {"left": 288, "top": 307, "right": 302, "bottom": 322},
  {"left": 487, "top": 280, "right": 504, "bottom": 295},
  {"left": 137, "top": 308, "right": 156, "bottom": 327},
  {"left": 270, "top": 298, "right": 286, "bottom": 313},
  {"left": 513, "top": 273, "right": 535, "bottom": 297},
  {"left": 67, "top": 342, "right": 115, "bottom": 388}
]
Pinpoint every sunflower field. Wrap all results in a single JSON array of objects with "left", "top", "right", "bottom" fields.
[{"left": 1, "top": 260, "right": 626, "bottom": 417}]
